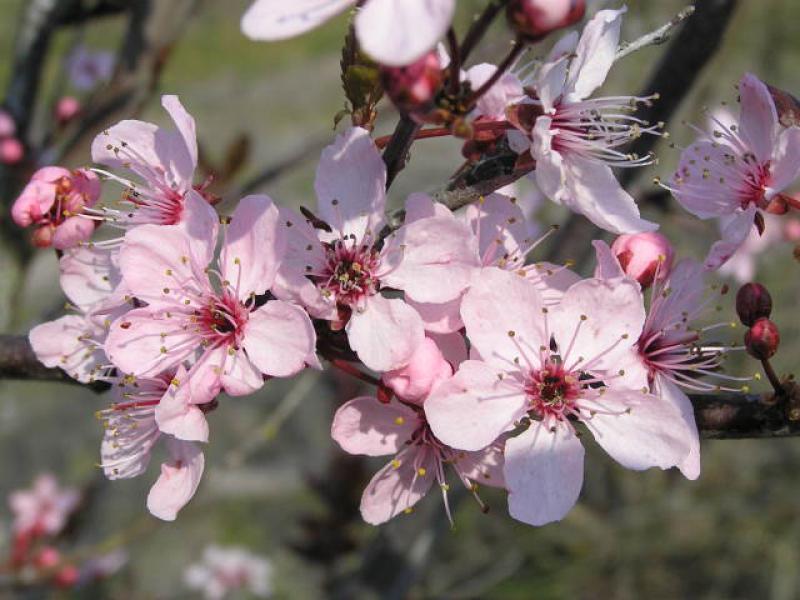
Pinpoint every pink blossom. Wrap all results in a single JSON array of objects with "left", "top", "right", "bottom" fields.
[
  {"left": 0, "top": 137, "right": 23, "bottom": 164},
  {"left": 241, "top": 0, "right": 455, "bottom": 67},
  {"left": 425, "top": 268, "right": 693, "bottom": 525},
  {"left": 67, "top": 45, "right": 115, "bottom": 91},
  {"left": 97, "top": 370, "right": 208, "bottom": 521},
  {"left": 273, "top": 127, "right": 476, "bottom": 372},
  {"left": 104, "top": 192, "right": 318, "bottom": 402},
  {"left": 8, "top": 474, "right": 80, "bottom": 536},
  {"left": 11, "top": 166, "right": 100, "bottom": 249},
  {"left": 90, "top": 95, "right": 205, "bottom": 228},
  {"left": 55, "top": 96, "right": 81, "bottom": 125},
  {"left": 401, "top": 191, "right": 579, "bottom": 334},
  {"left": 0, "top": 109, "right": 15, "bottom": 138},
  {"left": 381, "top": 336, "right": 455, "bottom": 403},
  {"left": 184, "top": 546, "right": 273, "bottom": 599},
  {"left": 667, "top": 74, "right": 800, "bottom": 270},
  {"left": 465, "top": 63, "right": 524, "bottom": 121},
  {"left": 332, "top": 334, "right": 504, "bottom": 524},
  {"left": 513, "top": 8, "right": 659, "bottom": 234}
]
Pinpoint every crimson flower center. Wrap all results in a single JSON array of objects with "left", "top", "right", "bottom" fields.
[
  {"left": 525, "top": 361, "right": 581, "bottom": 421},
  {"left": 196, "top": 293, "right": 248, "bottom": 346},
  {"left": 317, "top": 238, "right": 381, "bottom": 307}
]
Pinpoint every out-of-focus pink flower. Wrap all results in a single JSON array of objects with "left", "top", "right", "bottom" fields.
[
  {"left": 717, "top": 213, "right": 783, "bottom": 283},
  {"left": 90, "top": 95, "right": 202, "bottom": 227},
  {"left": 242, "top": 0, "right": 455, "bottom": 67},
  {"left": 53, "top": 565, "right": 80, "bottom": 589},
  {"left": 507, "top": 0, "right": 586, "bottom": 41},
  {"left": 380, "top": 50, "right": 443, "bottom": 119},
  {"left": 333, "top": 333, "right": 504, "bottom": 524},
  {"left": 55, "top": 96, "right": 81, "bottom": 125},
  {"left": 668, "top": 74, "right": 800, "bottom": 270},
  {"left": 273, "top": 127, "right": 476, "bottom": 372},
  {"left": 104, "top": 193, "right": 318, "bottom": 402},
  {"left": 0, "top": 109, "right": 16, "bottom": 138},
  {"left": 67, "top": 45, "right": 114, "bottom": 91},
  {"left": 184, "top": 546, "right": 273, "bottom": 599},
  {"left": 424, "top": 268, "right": 693, "bottom": 526},
  {"left": 0, "top": 136, "right": 24, "bottom": 165},
  {"left": 11, "top": 166, "right": 100, "bottom": 249},
  {"left": 609, "top": 232, "right": 675, "bottom": 288},
  {"left": 8, "top": 474, "right": 80, "bottom": 537},
  {"left": 512, "top": 8, "right": 659, "bottom": 234},
  {"left": 77, "top": 550, "right": 127, "bottom": 585}
]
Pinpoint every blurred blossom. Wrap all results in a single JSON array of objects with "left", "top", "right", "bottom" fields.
[
  {"left": 55, "top": 96, "right": 81, "bottom": 125},
  {"left": 184, "top": 546, "right": 273, "bottom": 599},
  {"left": 8, "top": 474, "right": 80, "bottom": 537},
  {"left": 0, "top": 108, "right": 15, "bottom": 137},
  {"left": 67, "top": 45, "right": 114, "bottom": 90},
  {"left": 0, "top": 136, "right": 24, "bottom": 165},
  {"left": 717, "top": 212, "right": 800, "bottom": 283}
]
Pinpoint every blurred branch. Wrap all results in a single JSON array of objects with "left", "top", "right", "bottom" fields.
[
  {"left": 694, "top": 392, "right": 800, "bottom": 439},
  {"left": 615, "top": 4, "right": 696, "bottom": 61}
]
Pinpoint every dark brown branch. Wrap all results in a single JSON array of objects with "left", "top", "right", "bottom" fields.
[{"left": 381, "top": 115, "right": 421, "bottom": 189}]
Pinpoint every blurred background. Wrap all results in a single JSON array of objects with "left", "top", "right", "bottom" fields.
[{"left": 1, "top": 0, "right": 800, "bottom": 597}]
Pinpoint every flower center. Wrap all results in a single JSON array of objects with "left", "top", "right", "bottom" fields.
[
  {"left": 317, "top": 237, "right": 380, "bottom": 307},
  {"left": 196, "top": 293, "right": 248, "bottom": 346},
  {"left": 524, "top": 360, "right": 580, "bottom": 421}
]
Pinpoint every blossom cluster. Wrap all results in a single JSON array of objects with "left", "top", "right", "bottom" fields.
[{"left": 15, "top": 5, "right": 800, "bottom": 528}]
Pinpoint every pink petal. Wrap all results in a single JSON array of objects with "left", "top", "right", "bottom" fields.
[
  {"left": 766, "top": 126, "right": 800, "bottom": 197},
  {"left": 464, "top": 192, "right": 530, "bottom": 263},
  {"left": 382, "top": 216, "right": 479, "bottom": 304},
  {"left": 59, "top": 245, "right": 122, "bottom": 313},
  {"left": 315, "top": 127, "right": 386, "bottom": 241},
  {"left": 178, "top": 190, "right": 219, "bottom": 266},
  {"left": 221, "top": 194, "right": 284, "bottom": 300},
  {"left": 704, "top": 206, "right": 757, "bottom": 271},
  {"left": 105, "top": 308, "right": 197, "bottom": 377},
  {"left": 425, "top": 359, "right": 526, "bottom": 451},
  {"left": 381, "top": 336, "right": 453, "bottom": 403},
  {"left": 563, "top": 8, "right": 626, "bottom": 103},
  {"left": 581, "top": 388, "right": 692, "bottom": 472},
  {"left": 654, "top": 375, "right": 701, "bottom": 479},
  {"left": 243, "top": 300, "right": 317, "bottom": 378},
  {"left": 360, "top": 446, "right": 436, "bottom": 525},
  {"left": 155, "top": 367, "right": 210, "bottom": 443},
  {"left": 672, "top": 141, "right": 742, "bottom": 218},
  {"left": 505, "top": 423, "right": 584, "bottom": 526},
  {"left": 146, "top": 438, "right": 204, "bottom": 521},
  {"left": 186, "top": 345, "right": 226, "bottom": 404},
  {"left": 564, "top": 156, "right": 657, "bottom": 234},
  {"left": 11, "top": 180, "right": 56, "bottom": 227},
  {"left": 536, "top": 31, "right": 578, "bottom": 112},
  {"left": 460, "top": 267, "right": 547, "bottom": 370},
  {"left": 404, "top": 192, "right": 453, "bottom": 223},
  {"left": 738, "top": 73, "right": 778, "bottom": 163},
  {"left": 406, "top": 296, "right": 464, "bottom": 334},
  {"left": 241, "top": 0, "right": 353, "bottom": 41},
  {"left": 331, "top": 396, "right": 421, "bottom": 456},
  {"left": 346, "top": 294, "right": 424, "bottom": 372},
  {"left": 453, "top": 440, "right": 506, "bottom": 488},
  {"left": 466, "top": 63, "right": 524, "bottom": 120},
  {"left": 355, "top": 0, "right": 455, "bottom": 67},
  {"left": 592, "top": 240, "right": 625, "bottom": 280},
  {"left": 219, "top": 347, "right": 267, "bottom": 397},
  {"left": 161, "top": 95, "right": 198, "bottom": 185},
  {"left": 428, "top": 331, "right": 468, "bottom": 371},
  {"left": 52, "top": 215, "right": 95, "bottom": 250},
  {"left": 29, "top": 315, "right": 105, "bottom": 383},
  {"left": 549, "top": 277, "right": 645, "bottom": 374}
]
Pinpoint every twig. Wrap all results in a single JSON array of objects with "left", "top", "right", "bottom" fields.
[
  {"left": 382, "top": 115, "right": 421, "bottom": 189},
  {"left": 615, "top": 4, "right": 696, "bottom": 61}
]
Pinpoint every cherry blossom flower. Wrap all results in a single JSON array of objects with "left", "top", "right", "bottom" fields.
[
  {"left": 401, "top": 191, "right": 579, "bottom": 334},
  {"left": 67, "top": 45, "right": 114, "bottom": 91},
  {"left": 90, "top": 95, "right": 210, "bottom": 229},
  {"left": 184, "top": 546, "right": 273, "bottom": 599},
  {"left": 97, "top": 369, "right": 208, "bottom": 521},
  {"left": 104, "top": 192, "right": 318, "bottom": 402},
  {"left": 273, "top": 127, "right": 476, "bottom": 371},
  {"left": 241, "top": 0, "right": 455, "bottom": 67},
  {"left": 666, "top": 73, "right": 800, "bottom": 270},
  {"left": 425, "top": 268, "right": 693, "bottom": 526},
  {"left": 8, "top": 474, "right": 80, "bottom": 536},
  {"left": 11, "top": 166, "right": 100, "bottom": 249},
  {"left": 332, "top": 334, "right": 504, "bottom": 524},
  {"left": 512, "top": 8, "right": 659, "bottom": 234}
]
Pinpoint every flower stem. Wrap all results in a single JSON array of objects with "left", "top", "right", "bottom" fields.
[{"left": 761, "top": 358, "right": 785, "bottom": 398}]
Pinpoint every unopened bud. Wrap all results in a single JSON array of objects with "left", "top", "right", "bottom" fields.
[
  {"left": 745, "top": 317, "right": 780, "bottom": 360},
  {"left": 380, "top": 51, "right": 442, "bottom": 120},
  {"left": 382, "top": 337, "right": 452, "bottom": 404},
  {"left": 506, "top": 0, "right": 586, "bottom": 42},
  {"left": 611, "top": 232, "right": 674, "bottom": 288},
  {"left": 736, "top": 283, "right": 772, "bottom": 326},
  {"left": 0, "top": 137, "right": 24, "bottom": 165},
  {"left": 55, "top": 96, "right": 81, "bottom": 125}
]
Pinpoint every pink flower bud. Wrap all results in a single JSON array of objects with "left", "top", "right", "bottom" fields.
[
  {"left": 380, "top": 51, "right": 442, "bottom": 120},
  {"left": 611, "top": 232, "right": 674, "bottom": 288},
  {"left": 55, "top": 96, "right": 81, "bottom": 125},
  {"left": 735, "top": 283, "right": 772, "bottom": 327},
  {"left": 506, "top": 0, "right": 586, "bottom": 42},
  {"left": 381, "top": 337, "right": 453, "bottom": 404},
  {"left": 53, "top": 564, "right": 79, "bottom": 588},
  {"left": 35, "top": 546, "right": 62, "bottom": 569},
  {"left": 0, "top": 109, "right": 15, "bottom": 138},
  {"left": 745, "top": 318, "right": 780, "bottom": 360},
  {"left": 0, "top": 137, "right": 24, "bottom": 165}
]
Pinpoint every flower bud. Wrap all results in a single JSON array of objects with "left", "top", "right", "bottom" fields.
[
  {"left": 381, "top": 337, "right": 452, "bottom": 404},
  {"left": 35, "top": 546, "right": 62, "bottom": 569},
  {"left": 380, "top": 51, "right": 442, "bottom": 120},
  {"left": 611, "top": 232, "right": 674, "bottom": 288},
  {"left": 0, "top": 137, "right": 24, "bottom": 165},
  {"left": 735, "top": 283, "right": 772, "bottom": 327},
  {"left": 506, "top": 0, "right": 586, "bottom": 42},
  {"left": 53, "top": 564, "right": 79, "bottom": 588},
  {"left": 745, "top": 317, "right": 780, "bottom": 360},
  {"left": 55, "top": 96, "right": 81, "bottom": 125}
]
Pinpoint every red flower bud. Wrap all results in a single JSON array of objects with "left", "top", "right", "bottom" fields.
[
  {"left": 611, "top": 232, "right": 674, "bottom": 288},
  {"left": 745, "top": 318, "right": 780, "bottom": 360},
  {"left": 53, "top": 564, "right": 79, "bottom": 588},
  {"left": 380, "top": 51, "right": 442, "bottom": 120},
  {"left": 506, "top": 0, "right": 586, "bottom": 42},
  {"left": 736, "top": 283, "right": 773, "bottom": 326}
]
